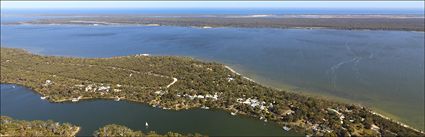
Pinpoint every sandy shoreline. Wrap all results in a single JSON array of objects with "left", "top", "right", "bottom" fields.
[
  {"left": 13, "top": 64, "right": 423, "bottom": 133},
  {"left": 71, "top": 127, "right": 81, "bottom": 136},
  {"left": 222, "top": 65, "right": 425, "bottom": 133},
  {"left": 3, "top": 22, "right": 424, "bottom": 33},
  {"left": 1, "top": 46, "right": 423, "bottom": 134},
  {"left": 369, "top": 110, "right": 424, "bottom": 134}
]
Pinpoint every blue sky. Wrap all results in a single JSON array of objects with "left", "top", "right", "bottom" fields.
[{"left": 1, "top": 1, "right": 424, "bottom": 9}]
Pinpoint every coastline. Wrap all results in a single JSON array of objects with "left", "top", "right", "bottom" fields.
[
  {"left": 3, "top": 64, "right": 422, "bottom": 134},
  {"left": 71, "top": 127, "right": 81, "bottom": 136},
  {"left": 222, "top": 65, "right": 425, "bottom": 133},
  {"left": 3, "top": 23, "right": 425, "bottom": 33},
  {"left": 369, "top": 110, "right": 424, "bottom": 134},
  {"left": 2, "top": 13, "right": 424, "bottom": 32},
  {"left": 2, "top": 46, "right": 424, "bottom": 136},
  {"left": 5, "top": 49, "right": 422, "bottom": 132},
  {"left": 0, "top": 115, "right": 82, "bottom": 136}
]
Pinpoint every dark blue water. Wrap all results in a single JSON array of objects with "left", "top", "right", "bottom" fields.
[{"left": 2, "top": 8, "right": 424, "bottom": 15}]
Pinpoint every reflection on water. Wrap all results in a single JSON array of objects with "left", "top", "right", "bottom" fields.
[
  {"left": 0, "top": 84, "right": 298, "bottom": 136},
  {"left": 1, "top": 25, "right": 424, "bottom": 130}
]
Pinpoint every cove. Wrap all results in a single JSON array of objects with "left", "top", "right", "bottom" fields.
[{"left": 0, "top": 84, "right": 299, "bottom": 136}]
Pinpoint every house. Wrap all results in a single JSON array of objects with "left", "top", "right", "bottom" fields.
[
  {"left": 227, "top": 77, "right": 235, "bottom": 82},
  {"left": 98, "top": 86, "right": 110, "bottom": 92},
  {"left": 154, "top": 90, "right": 165, "bottom": 95},
  {"left": 71, "top": 98, "right": 79, "bottom": 102},
  {"left": 42, "top": 80, "right": 53, "bottom": 87},
  {"left": 85, "top": 84, "right": 94, "bottom": 92},
  {"left": 283, "top": 126, "right": 291, "bottom": 131}
]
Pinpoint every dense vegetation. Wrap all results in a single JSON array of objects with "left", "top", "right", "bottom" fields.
[
  {"left": 0, "top": 116, "right": 201, "bottom": 137},
  {"left": 13, "top": 15, "right": 425, "bottom": 31},
  {"left": 1, "top": 47, "right": 423, "bottom": 136},
  {"left": 0, "top": 116, "right": 80, "bottom": 136},
  {"left": 94, "top": 124, "right": 205, "bottom": 137}
]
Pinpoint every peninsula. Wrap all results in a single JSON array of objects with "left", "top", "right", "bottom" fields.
[
  {"left": 0, "top": 116, "right": 203, "bottom": 137},
  {"left": 94, "top": 124, "right": 205, "bottom": 137},
  {"left": 1, "top": 47, "right": 424, "bottom": 136},
  {"left": 0, "top": 116, "right": 80, "bottom": 136}
]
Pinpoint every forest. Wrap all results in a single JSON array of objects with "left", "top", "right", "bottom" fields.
[
  {"left": 0, "top": 116, "right": 80, "bottom": 136},
  {"left": 1, "top": 47, "right": 424, "bottom": 136},
  {"left": 94, "top": 124, "right": 205, "bottom": 137},
  {"left": 0, "top": 116, "right": 202, "bottom": 137}
]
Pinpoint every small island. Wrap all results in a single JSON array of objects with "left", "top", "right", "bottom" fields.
[
  {"left": 0, "top": 116, "right": 80, "bottom": 136},
  {"left": 1, "top": 47, "right": 424, "bottom": 136}
]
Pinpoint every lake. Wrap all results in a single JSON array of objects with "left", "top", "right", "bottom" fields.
[{"left": 1, "top": 24, "right": 424, "bottom": 131}]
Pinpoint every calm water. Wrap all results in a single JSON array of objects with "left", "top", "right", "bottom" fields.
[
  {"left": 0, "top": 24, "right": 424, "bottom": 130},
  {"left": 0, "top": 84, "right": 298, "bottom": 136}
]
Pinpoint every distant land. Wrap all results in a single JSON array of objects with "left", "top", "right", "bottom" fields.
[
  {"left": 1, "top": 47, "right": 424, "bottom": 136},
  {"left": 3, "top": 14, "right": 424, "bottom": 31}
]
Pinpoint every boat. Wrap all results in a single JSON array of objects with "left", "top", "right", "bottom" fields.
[
  {"left": 145, "top": 122, "right": 149, "bottom": 127},
  {"left": 40, "top": 96, "right": 47, "bottom": 100},
  {"left": 283, "top": 126, "right": 291, "bottom": 131},
  {"left": 201, "top": 106, "right": 210, "bottom": 109},
  {"left": 230, "top": 112, "right": 237, "bottom": 116},
  {"left": 114, "top": 97, "right": 120, "bottom": 101},
  {"left": 71, "top": 98, "right": 79, "bottom": 102}
]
